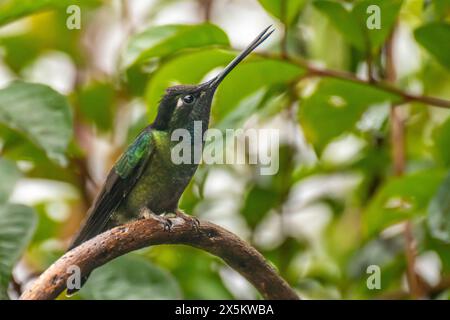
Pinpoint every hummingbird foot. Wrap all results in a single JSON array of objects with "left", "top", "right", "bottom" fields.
[
  {"left": 139, "top": 207, "right": 172, "bottom": 231},
  {"left": 175, "top": 209, "right": 200, "bottom": 231}
]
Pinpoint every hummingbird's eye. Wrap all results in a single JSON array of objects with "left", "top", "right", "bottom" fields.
[{"left": 182, "top": 95, "right": 195, "bottom": 104}]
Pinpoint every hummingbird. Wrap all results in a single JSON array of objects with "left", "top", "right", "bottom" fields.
[{"left": 66, "top": 26, "right": 273, "bottom": 294}]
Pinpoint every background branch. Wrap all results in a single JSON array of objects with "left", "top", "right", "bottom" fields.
[
  {"left": 20, "top": 216, "right": 299, "bottom": 300},
  {"left": 253, "top": 51, "right": 450, "bottom": 109}
]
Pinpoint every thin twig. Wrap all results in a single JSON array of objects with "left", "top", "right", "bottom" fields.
[
  {"left": 304, "top": 66, "right": 450, "bottom": 109},
  {"left": 385, "top": 24, "right": 422, "bottom": 299},
  {"left": 199, "top": 0, "right": 213, "bottom": 22},
  {"left": 403, "top": 221, "right": 422, "bottom": 298},
  {"left": 252, "top": 51, "right": 450, "bottom": 109},
  {"left": 20, "top": 217, "right": 299, "bottom": 300}
]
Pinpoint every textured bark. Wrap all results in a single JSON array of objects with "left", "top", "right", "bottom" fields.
[{"left": 20, "top": 216, "right": 299, "bottom": 300}]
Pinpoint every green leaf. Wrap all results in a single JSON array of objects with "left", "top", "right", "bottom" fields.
[
  {"left": 213, "top": 58, "right": 304, "bottom": 120},
  {"left": 145, "top": 49, "right": 236, "bottom": 121},
  {"left": 0, "top": 158, "right": 21, "bottom": 203},
  {"left": 432, "top": 0, "right": 450, "bottom": 20},
  {"left": 242, "top": 185, "right": 280, "bottom": 229},
  {"left": 123, "top": 23, "right": 229, "bottom": 68},
  {"left": 77, "top": 81, "right": 115, "bottom": 131},
  {"left": 79, "top": 254, "right": 181, "bottom": 300},
  {"left": 0, "top": 0, "right": 98, "bottom": 27},
  {"left": 258, "top": 0, "right": 307, "bottom": 25},
  {"left": 434, "top": 117, "right": 450, "bottom": 166},
  {"left": 0, "top": 81, "right": 73, "bottom": 165},
  {"left": 313, "top": 0, "right": 366, "bottom": 51},
  {"left": 298, "top": 78, "right": 400, "bottom": 152},
  {"left": 363, "top": 170, "right": 445, "bottom": 237},
  {"left": 241, "top": 145, "right": 295, "bottom": 229},
  {"left": 352, "top": 0, "right": 403, "bottom": 52},
  {"left": 428, "top": 172, "right": 450, "bottom": 243},
  {"left": 0, "top": 204, "right": 37, "bottom": 299},
  {"left": 314, "top": 0, "right": 403, "bottom": 53},
  {"left": 415, "top": 22, "right": 450, "bottom": 70}
]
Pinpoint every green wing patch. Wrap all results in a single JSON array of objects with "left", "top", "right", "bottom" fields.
[{"left": 115, "top": 131, "right": 153, "bottom": 178}]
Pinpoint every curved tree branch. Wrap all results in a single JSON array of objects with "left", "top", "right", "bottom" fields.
[{"left": 20, "top": 216, "right": 299, "bottom": 300}]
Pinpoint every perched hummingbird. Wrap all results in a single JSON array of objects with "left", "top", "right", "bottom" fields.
[{"left": 66, "top": 26, "right": 273, "bottom": 294}]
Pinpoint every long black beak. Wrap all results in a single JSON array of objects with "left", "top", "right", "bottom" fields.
[{"left": 206, "top": 25, "right": 274, "bottom": 91}]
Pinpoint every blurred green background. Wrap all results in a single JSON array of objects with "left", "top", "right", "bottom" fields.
[{"left": 0, "top": 0, "right": 450, "bottom": 300}]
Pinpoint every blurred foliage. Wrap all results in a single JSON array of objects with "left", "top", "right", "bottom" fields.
[
  {"left": 0, "top": 0, "right": 449, "bottom": 300},
  {"left": 79, "top": 254, "right": 182, "bottom": 300}
]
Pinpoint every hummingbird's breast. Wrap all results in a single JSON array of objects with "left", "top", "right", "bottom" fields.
[{"left": 116, "top": 129, "right": 200, "bottom": 220}]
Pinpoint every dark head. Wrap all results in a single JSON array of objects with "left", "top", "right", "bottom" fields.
[{"left": 151, "top": 26, "right": 274, "bottom": 132}]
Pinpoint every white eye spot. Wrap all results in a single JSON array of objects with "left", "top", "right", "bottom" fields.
[{"left": 176, "top": 97, "right": 183, "bottom": 108}]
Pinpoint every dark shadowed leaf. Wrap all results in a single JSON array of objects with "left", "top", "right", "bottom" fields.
[
  {"left": 0, "top": 204, "right": 37, "bottom": 299},
  {"left": 79, "top": 254, "right": 181, "bottom": 300},
  {"left": 123, "top": 23, "right": 229, "bottom": 68},
  {"left": 415, "top": 22, "right": 450, "bottom": 70},
  {"left": 77, "top": 81, "right": 115, "bottom": 131},
  {"left": 0, "top": 81, "right": 73, "bottom": 165},
  {"left": 241, "top": 144, "right": 295, "bottom": 228},
  {"left": 428, "top": 172, "right": 450, "bottom": 243},
  {"left": 432, "top": 0, "right": 450, "bottom": 19},
  {"left": 348, "top": 234, "right": 404, "bottom": 278},
  {"left": 434, "top": 117, "right": 450, "bottom": 166}
]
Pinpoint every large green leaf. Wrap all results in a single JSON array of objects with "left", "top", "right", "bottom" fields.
[
  {"left": 363, "top": 170, "right": 445, "bottom": 237},
  {"left": 0, "top": 158, "right": 21, "bottom": 204},
  {"left": 415, "top": 22, "right": 450, "bottom": 71},
  {"left": 145, "top": 49, "right": 235, "bottom": 121},
  {"left": 123, "top": 23, "right": 229, "bottom": 68},
  {"left": 0, "top": 82, "right": 73, "bottom": 165},
  {"left": 258, "top": 0, "right": 307, "bottom": 25},
  {"left": 0, "top": 204, "right": 37, "bottom": 299},
  {"left": 79, "top": 254, "right": 181, "bottom": 300},
  {"left": 213, "top": 58, "right": 304, "bottom": 120},
  {"left": 0, "top": 0, "right": 98, "bottom": 27},
  {"left": 314, "top": 0, "right": 402, "bottom": 53},
  {"left": 428, "top": 172, "right": 450, "bottom": 243},
  {"left": 298, "top": 78, "right": 400, "bottom": 152}
]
